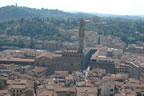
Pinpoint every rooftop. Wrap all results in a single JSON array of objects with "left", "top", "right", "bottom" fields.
[
  {"left": 76, "top": 87, "right": 97, "bottom": 93},
  {"left": 10, "top": 85, "right": 26, "bottom": 89}
]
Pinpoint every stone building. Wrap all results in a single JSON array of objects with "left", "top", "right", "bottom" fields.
[
  {"left": 129, "top": 62, "right": 141, "bottom": 79},
  {"left": 0, "top": 58, "right": 34, "bottom": 65},
  {"left": 55, "top": 87, "right": 76, "bottom": 96},
  {"left": 10, "top": 85, "right": 26, "bottom": 96},
  {"left": 86, "top": 47, "right": 117, "bottom": 74},
  {"left": 28, "top": 67, "right": 47, "bottom": 78},
  {"left": 100, "top": 81, "right": 115, "bottom": 96},
  {"left": 76, "top": 87, "right": 98, "bottom": 96},
  {"left": 34, "top": 19, "right": 85, "bottom": 74},
  {"left": 8, "top": 79, "right": 33, "bottom": 96},
  {"left": 34, "top": 52, "right": 54, "bottom": 66},
  {"left": 125, "top": 44, "right": 144, "bottom": 54},
  {"left": 89, "top": 52, "right": 115, "bottom": 74},
  {"left": 115, "top": 63, "right": 130, "bottom": 74}
]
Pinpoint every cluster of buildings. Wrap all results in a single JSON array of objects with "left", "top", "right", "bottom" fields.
[
  {"left": 0, "top": 35, "right": 73, "bottom": 51},
  {"left": 0, "top": 19, "right": 144, "bottom": 96}
]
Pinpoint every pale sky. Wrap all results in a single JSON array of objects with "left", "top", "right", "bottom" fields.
[{"left": 0, "top": 0, "right": 144, "bottom": 15}]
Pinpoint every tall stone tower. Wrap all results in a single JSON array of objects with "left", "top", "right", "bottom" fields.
[{"left": 78, "top": 19, "right": 85, "bottom": 53}]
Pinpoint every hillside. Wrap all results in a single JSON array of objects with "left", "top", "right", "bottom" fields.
[
  {"left": 0, "top": 5, "right": 93, "bottom": 21},
  {"left": 0, "top": 5, "right": 144, "bottom": 49}
]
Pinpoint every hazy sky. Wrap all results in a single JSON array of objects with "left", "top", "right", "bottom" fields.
[{"left": 0, "top": 0, "right": 144, "bottom": 15}]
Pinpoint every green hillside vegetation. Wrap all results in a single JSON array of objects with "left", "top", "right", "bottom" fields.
[
  {"left": 0, "top": 5, "right": 92, "bottom": 21},
  {"left": 0, "top": 18, "right": 78, "bottom": 41},
  {"left": 0, "top": 5, "right": 144, "bottom": 48},
  {"left": 85, "top": 17, "right": 144, "bottom": 44}
]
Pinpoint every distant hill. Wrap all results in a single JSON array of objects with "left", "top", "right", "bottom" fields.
[
  {"left": 0, "top": 5, "right": 93, "bottom": 21},
  {"left": 1, "top": 5, "right": 144, "bottom": 21},
  {"left": 0, "top": 5, "right": 144, "bottom": 48}
]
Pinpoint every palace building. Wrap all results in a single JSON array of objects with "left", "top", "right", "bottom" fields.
[{"left": 34, "top": 19, "right": 85, "bottom": 74}]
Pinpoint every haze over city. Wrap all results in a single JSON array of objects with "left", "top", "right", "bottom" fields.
[{"left": 0, "top": 0, "right": 144, "bottom": 15}]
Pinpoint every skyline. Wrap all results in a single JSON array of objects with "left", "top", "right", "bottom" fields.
[{"left": 0, "top": 0, "right": 144, "bottom": 15}]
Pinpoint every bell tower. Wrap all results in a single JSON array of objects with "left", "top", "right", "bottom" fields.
[{"left": 78, "top": 19, "right": 85, "bottom": 53}]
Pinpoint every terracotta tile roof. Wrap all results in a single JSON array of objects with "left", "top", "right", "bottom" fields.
[
  {"left": 55, "top": 87, "right": 76, "bottom": 92},
  {"left": 65, "top": 75, "right": 73, "bottom": 80},
  {"left": 10, "top": 85, "right": 26, "bottom": 89},
  {"left": 76, "top": 87, "right": 97, "bottom": 93},
  {"left": 36, "top": 51, "right": 54, "bottom": 59},
  {"left": 0, "top": 58, "right": 34, "bottom": 62},
  {"left": 31, "top": 67, "right": 47, "bottom": 73}
]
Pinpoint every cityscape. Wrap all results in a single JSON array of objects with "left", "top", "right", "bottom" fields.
[{"left": 0, "top": 2, "right": 144, "bottom": 96}]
